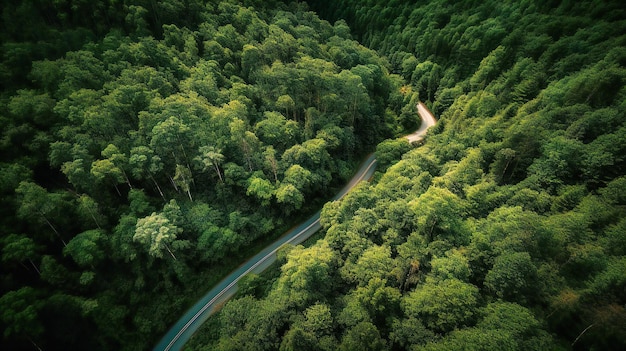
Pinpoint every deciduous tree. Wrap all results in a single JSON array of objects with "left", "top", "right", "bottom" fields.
[{"left": 133, "top": 212, "right": 187, "bottom": 260}]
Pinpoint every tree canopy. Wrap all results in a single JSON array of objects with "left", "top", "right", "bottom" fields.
[
  {"left": 186, "top": 1, "right": 626, "bottom": 351},
  {"left": 2, "top": 1, "right": 625, "bottom": 351}
]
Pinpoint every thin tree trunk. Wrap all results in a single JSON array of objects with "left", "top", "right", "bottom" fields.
[
  {"left": 242, "top": 141, "right": 253, "bottom": 172},
  {"left": 213, "top": 162, "right": 223, "bottom": 182},
  {"left": 572, "top": 323, "right": 595, "bottom": 346},
  {"left": 402, "top": 267, "right": 411, "bottom": 292},
  {"left": 169, "top": 175, "right": 179, "bottom": 192},
  {"left": 29, "top": 259, "right": 41, "bottom": 275},
  {"left": 584, "top": 85, "right": 599, "bottom": 104},
  {"left": 149, "top": 0, "right": 161, "bottom": 30},
  {"left": 90, "top": 212, "right": 101, "bottom": 229},
  {"left": 507, "top": 158, "right": 520, "bottom": 181},
  {"left": 165, "top": 243, "right": 177, "bottom": 260},
  {"left": 19, "top": 261, "right": 30, "bottom": 272},
  {"left": 174, "top": 130, "right": 193, "bottom": 177},
  {"left": 40, "top": 213, "right": 66, "bottom": 247},
  {"left": 150, "top": 174, "right": 166, "bottom": 201},
  {"left": 188, "top": 164, "right": 196, "bottom": 186},
  {"left": 29, "top": 337, "right": 43, "bottom": 351},
  {"left": 121, "top": 169, "right": 133, "bottom": 189},
  {"left": 114, "top": 184, "right": 122, "bottom": 197},
  {"left": 501, "top": 158, "right": 511, "bottom": 180},
  {"left": 179, "top": 169, "right": 193, "bottom": 202},
  {"left": 68, "top": 190, "right": 101, "bottom": 229},
  {"left": 82, "top": 198, "right": 101, "bottom": 229},
  {"left": 271, "top": 165, "right": 278, "bottom": 184}
]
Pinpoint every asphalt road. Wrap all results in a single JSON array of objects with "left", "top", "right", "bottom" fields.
[
  {"left": 152, "top": 103, "right": 436, "bottom": 351},
  {"left": 407, "top": 102, "right": 437, "bottom": 143}
]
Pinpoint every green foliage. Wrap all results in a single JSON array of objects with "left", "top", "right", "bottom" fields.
[
  {"left": 339, "top": 321, "right": 387, "bottom": 351},
  {"left": 375, "top": 138, "right": 412, "bottom": 171},
  {"left": 0, "top": 287, "right": 44, "bottom": 340},
  {"left": 484, "top": 252, "right": 539, "bottom": 304},
  {"left": 403, "top": 278, "right": 479, "bottom": 333},
  {"left": 198, "top": 1, "right": 626, "bottom": 351},
  {"left": 418, "top": 328, "right": 518, "bottom": 351},
  {"left": 64, "top": 229, "right": 106, "bottom": 268},
  {"left": 2, "top": 1, "right": 409, "bottom": 347},
  {"left": 272, "top": 241, "right": 339, "bottom": 307},
  {"left": 134, "top": 211, "right": 188, "bottom": 260},
  {"left": 2, "top": 1, "right": 626, "bottom": 351}
]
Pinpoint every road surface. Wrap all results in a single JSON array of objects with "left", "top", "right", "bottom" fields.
[
  {"left": 406, "top": 102, "right": 437, "bottom": 143},
  {"left": 152, "top": 103, "right": 436, "bottom": 351}
]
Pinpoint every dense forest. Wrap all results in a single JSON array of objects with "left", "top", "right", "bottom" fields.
[
  {"left": 1, "top": 0, "right": 625, "bottom": 351},
  {"left": 0, "top": 1, "right": 417, "bottom": 350},
  {"left": 186, "top": 0, "right": 626, "bottom": 351}
]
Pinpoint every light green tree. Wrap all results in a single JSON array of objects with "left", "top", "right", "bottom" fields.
[
  {"left": 133, "top": 212, "right": 188, "bottom": 260},
  {"left": 194, "top": 145, "right": 225, "bottom": 182},
  {"left": 246, "top": 175, "right": 274, "bottom": 206},
  {"left": 2, "top": 234, "right": 41, "bottom": 275},
  {"left": 129, "top": 146, "right": 166, "bottom": 201},
  {"left": 173, "top": 164, "right": 193, "bottom": 201}
]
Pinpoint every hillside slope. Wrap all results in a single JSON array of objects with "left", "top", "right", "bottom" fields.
[
  {"left": 189, "top": 1, "right": 626, "bottom": 350},
  {"left": 0, "top": 2, "right": 414, "bottom": 350}
]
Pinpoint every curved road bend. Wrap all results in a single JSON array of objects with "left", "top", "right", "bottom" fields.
[
  {"left": 407, "top": 102, "right": 437, "bottom": 143},
  {"left": 153, "top": 103, "right": 436, "bottom": 351}
]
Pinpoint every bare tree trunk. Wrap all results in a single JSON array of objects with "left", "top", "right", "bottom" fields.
[
  {"left": 68, "top": 190, "right": 101, "bottom": 229},
  {"left": 179, "top": 169, "right": 193, "bottom": 202},
  {"left": 148, "top": 0, "right": 161, "bottom": 31},
  {"left": 90, "top": 211, "right": 101, "bottom": 229},
  {"left": 572, "top": 323, "right": 595, "bottom": 346},
  {"left": 271, "top": 164, "right": 278, "bottom": 184},
  {"left": 150, "top": 174, "right": 166, "bottom": 201},
  {"left": 501, "top": 158, "right": 512, "bottom": 180},
  {"left": 29, "top": 259, "right": 41, "bottom": 275},
  {"left": 242, "top": 141, "right": 253, "bottom": 172},
  {"left": 82, "top": 198, "right": 102, "bottom": 229},
  {"left": 186, "top": 188, "right": 193, "bottom": 202},
  {"left": 507, "top": 158, "right": 520, "bottom": 182},
  {"left": 113, "top": 183, "right": 122, "bottom": 197},
  {"left": 169, "top": 175, "right": 179, "bottom": 192},
  {"left": 165, "top": 244, "right": 177, "bottom": 261},
  {"left": 121, "top": 169, "right": 133, "bottom": 189},
  {"left": 213, "top": 162, "right": 224, "bottom": 182},
  {"left": 29, "top": 337, "right": 43, "bottom": 351},
  {"left": 19, "top": 261, "right": 30, "bottom": 272},
  {"left": 188, "top": 164, "right": 196, "bottom": 186},
  {"left": 40, "top": 212, "right": 66, "bottom": 247}
]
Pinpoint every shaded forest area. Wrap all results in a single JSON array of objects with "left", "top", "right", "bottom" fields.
[
  {"left": 0, "top": 1, "right": 418, "bottom": 350},
  {"left": 184, "top": 0, "right": 626, "bottom": 351}
]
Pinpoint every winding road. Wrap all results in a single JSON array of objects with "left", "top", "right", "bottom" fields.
[{"left": 152, "top": 102, "right": 436, "bottom": 351}]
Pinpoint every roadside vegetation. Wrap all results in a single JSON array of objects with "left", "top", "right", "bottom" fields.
[{"left": 189, "top": 1, "right": 626, "bottom": 350}]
